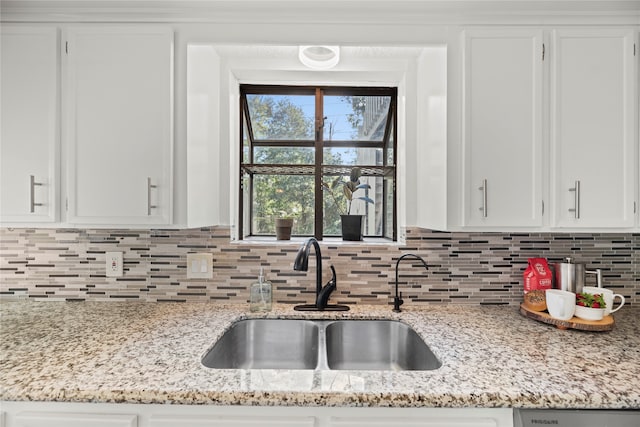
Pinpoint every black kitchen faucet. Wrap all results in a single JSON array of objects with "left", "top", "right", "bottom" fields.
[
  {"left": 293, "top": 237, "right": 349, "bottom": 311},
  {"left": 393, "top": 253, "right": 429, "bottom": 312}
]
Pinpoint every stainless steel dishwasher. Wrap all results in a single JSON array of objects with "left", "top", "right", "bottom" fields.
[{"left": 514, "top": 409, "right": 640, "bottom": 427}]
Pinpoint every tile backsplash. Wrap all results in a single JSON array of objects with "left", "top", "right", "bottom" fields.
[{"left": 1, "top": 227, "right": 638, "bottom": 306}]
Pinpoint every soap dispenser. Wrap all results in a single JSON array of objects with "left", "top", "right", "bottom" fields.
[{"left": 250, "top": 267, "right": 272, "bottom": 312}]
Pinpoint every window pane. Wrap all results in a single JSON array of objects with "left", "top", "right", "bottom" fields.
[
  {"left": 358, "top": 176, "right": 383, "bottom": 236},
  {"left": 242, "top": 116, "right": 250, "bottom": 164},
  {"left": 385, "top": 177, "right": 394, "bottom": 238},
  {"left": 322, "top": 174, "right": 383, "bottom": 237},
  {"left": 324, "top": 147, "right": 383, "bottom": 166},
  {"left": 254, "top": 146, "right": 314, "bottom": 164},
  {"left": 386, "top": 120, "right": 395, "bottom": 165},
  {"left": 322, "top": 175, "right": 345, "bottom": 236},
  {"left": 252, "top": 175, "right": 315, "bottom": 235},
  {"left": 323, "top": 95, "right": 390, "bottom": 142},
  {"left": 242, "top": 174, "right": 250, "bottom": 238},
  {"left": 246, "top": 94, "right": 315, "bottom": 141}
]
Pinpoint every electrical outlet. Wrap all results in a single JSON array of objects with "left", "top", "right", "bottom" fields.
[
  {"left": 187, "top": 253, "right": 213, "bottom": 279},
  {"left": 106, "top": 252, "right": 123, "bottom": 277}
]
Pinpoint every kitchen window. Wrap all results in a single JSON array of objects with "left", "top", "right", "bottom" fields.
[{"left": 239, "top": 85, "right": 397, "bottom": 241}]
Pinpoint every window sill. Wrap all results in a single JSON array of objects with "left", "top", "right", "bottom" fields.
[{"left": 235, "top": 236, "right": 399, "bottom": 246}]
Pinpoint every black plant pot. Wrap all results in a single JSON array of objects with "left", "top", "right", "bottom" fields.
[{"left": 340, "top": 215, "right": 363, "bottom": 241}]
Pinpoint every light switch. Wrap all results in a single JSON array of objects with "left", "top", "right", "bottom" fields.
[{"left": 187, "top": 253, "right": 213, "bottom": 279}]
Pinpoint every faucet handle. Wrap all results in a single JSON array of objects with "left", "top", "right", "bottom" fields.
[
  {"left": 316, "top": 265, "right": 338, "bottom": 310},
  {"left": 329, "top": 265, "right": 337, "bottom": 287},
  {"left": 393, "top": 292, "right": 404, "bottom": 312}
]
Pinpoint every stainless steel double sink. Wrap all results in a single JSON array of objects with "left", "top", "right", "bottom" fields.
[{"left": 201, "top": 319, "right": 441, "bottom": 371}]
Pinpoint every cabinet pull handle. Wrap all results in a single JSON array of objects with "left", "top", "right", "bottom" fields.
[
  {"left": 568, "top": 180, "right": 580, "bottom": 219},
  {"left": 478, "top": 179, "right": 488, "bottom": 218},
  {"left": 29, "top": 175, "right": 43, "bottom": 213},
  {"left": 147, "top": 177, "right": 158, "bottom": 216}
]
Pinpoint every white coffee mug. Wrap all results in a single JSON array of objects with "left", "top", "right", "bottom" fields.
[
  {"left": 582, "top": 286, "right": 625, "bottom": 316},
  {"left": 546, "top": 289, "right": 576, "bottom": 321}
]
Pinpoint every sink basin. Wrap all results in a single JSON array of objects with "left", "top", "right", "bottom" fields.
[
  {"left": 201, "top": 319, "right": 319, "bottom": 369},
  {"left": 202, "top": 318, "right": 441, "bottom": 371},
  {"left": 325, "top": 320, "right": 442, "bottom": 371}
]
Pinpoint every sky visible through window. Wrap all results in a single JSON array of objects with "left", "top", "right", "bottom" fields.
[{"left": 324, "top": 97, "right": 360, "bottom": 141}]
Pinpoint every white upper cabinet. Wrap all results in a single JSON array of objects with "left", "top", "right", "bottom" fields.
[
  {"left": 462, "top": 29, "right": 544, "bottom": 228},
  {"left": 0, "top": 26, "right": 59, "bottom": 224},
  {"left": 550, "top": 29, "right": 637, "bottom": 229},
  {"left": 65, "top": 26, "right": 173, "bottom": 226}
]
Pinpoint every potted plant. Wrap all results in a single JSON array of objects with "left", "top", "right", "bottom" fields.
[
  {"left": 275, "top": 210, "right": 295, "bottom": 240},
  {"left": 323, "top": 167, "right": 374, "bottom": 241}
]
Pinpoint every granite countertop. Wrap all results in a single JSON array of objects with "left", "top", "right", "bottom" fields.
[{"left": 1, "top": 301, "right": 639, "bottom": 409}]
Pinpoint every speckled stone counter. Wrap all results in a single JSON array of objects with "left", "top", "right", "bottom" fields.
[{"left": 1, "top": 301, "right": 639, "bottom": 409}]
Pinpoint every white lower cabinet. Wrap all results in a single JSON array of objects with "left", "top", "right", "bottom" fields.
[
  {"left": 150, "top": 415, "right": 315, "bottom": 427},
  {"left": 328, "top": 411, "right": 508, "bottom": 427},
  {"left": 11, "top": 411, "right": 136, "bottom": 427},
  {"left": 0, "top": 402, "right": 514, "bottom": 427}
]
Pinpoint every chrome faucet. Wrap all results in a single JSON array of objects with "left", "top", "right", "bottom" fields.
[
  {"left": 293, "top": 237, "right": 349, "bottom": 311},
  {"left": 393, "top": 253, "right": 428, "bottom": 312}
]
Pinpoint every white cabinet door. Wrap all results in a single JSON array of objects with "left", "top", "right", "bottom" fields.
[
  {"left": 150, "top": 415, "right": 315, "bottom": 427},
  {"left": 462, "top": 29, "right": 544, "bottom": 227},
  {"left": 0, "top": 26, "right": 59, "bottom": 224},
  {"left": 65, "top": 26, "right": 173, "bottom": 226},
  {"left": 13, "top": 412, "right": 136, "bottom": 427},
  {"left": 550, "top": 29, "right": 637, "bottom": 229},
  {"left": 328, "top": 408, "right": 513, "bottom": 427},
  {"left": 330, "top": 417, "right": 501, "bottom": 427}
]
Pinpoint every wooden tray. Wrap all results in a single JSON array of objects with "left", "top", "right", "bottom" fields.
[{"left": 519, "top": 303, "right": 615, "bottom": 331}]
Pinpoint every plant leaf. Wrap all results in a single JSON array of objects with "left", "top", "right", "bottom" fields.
[
  {"left": 357, "top": 196, "right": 374, "bottom": 204},
  {"left": 331, "top": 176, "right": 342, "bottom": 190},
  {"left": 350, "top": 167, "right": 361, "bottom": 182},
  {"left": 343, "top": 185, "right": 353, "bottom": 200},
  {"left": 356, "top": 184, "right": 371, "bottom": 190},
  {"left": 345, "top": 181, "right": 358, "bottom": 192}
]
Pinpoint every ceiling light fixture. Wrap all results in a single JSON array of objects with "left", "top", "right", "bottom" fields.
[{"left": 298, "top": 45, "right": 340, "bottom": 70}]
